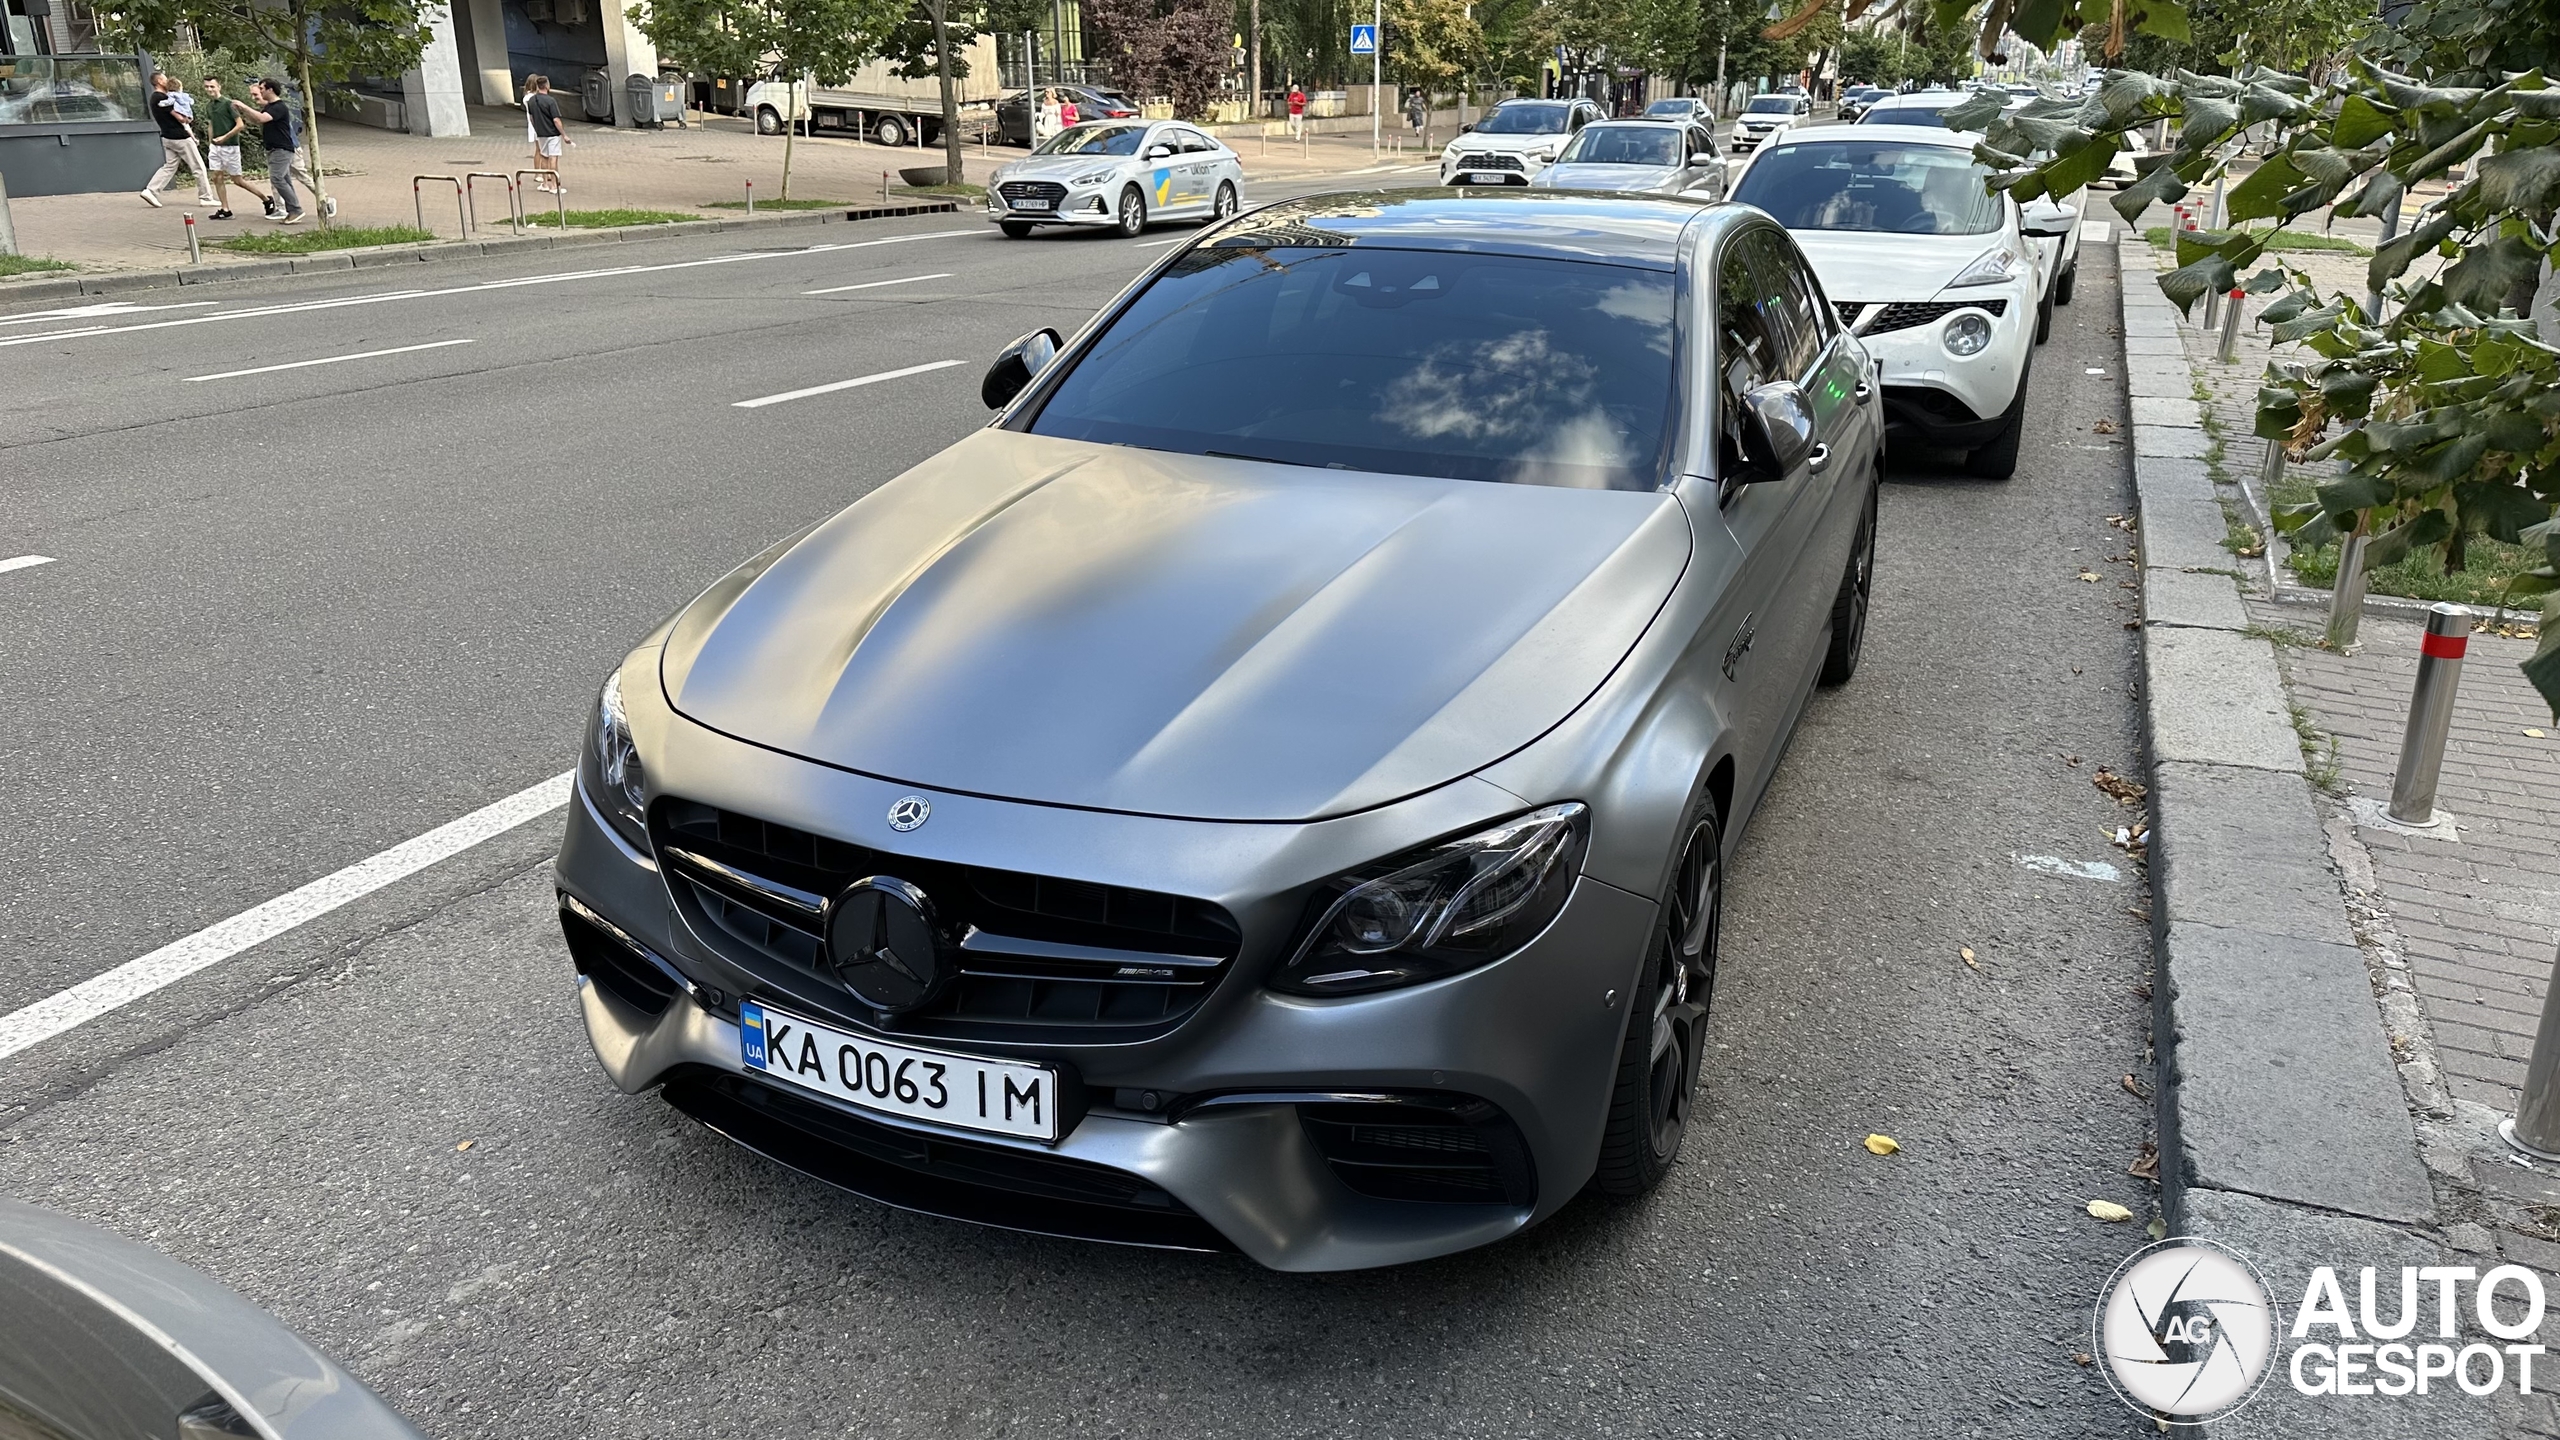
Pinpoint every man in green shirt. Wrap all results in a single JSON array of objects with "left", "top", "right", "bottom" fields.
[{"left": 194, "top": 77, "right": 276, "bottom": 220}]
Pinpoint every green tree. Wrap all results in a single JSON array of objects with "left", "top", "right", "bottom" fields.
[
  {"left": 1083, "top": 0, "right": 1233, "bottom": 116},
  {"left": 632, "top": 0, "right": 908, "bottom": 196},
  {"left": 880, "top": 0, "right": 984, "bottom": 185},
  {"left": 1383, "top": 0, "right": 1484, "bottom": 145},
  {"left": 105, "top": 0, "right": 434, "bottom": 227}
]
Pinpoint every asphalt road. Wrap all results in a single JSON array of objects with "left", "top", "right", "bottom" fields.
[{"left": 0, "top": 186, "right": 2158, "bottom": 1437}]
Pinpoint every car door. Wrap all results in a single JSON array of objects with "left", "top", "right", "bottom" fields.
[
  {"left": 1139, "top": 125, "right": 1183, "bottom": 211},
  {"left": 1176, "top": 129, "right": 1220, "bottom": 210},
  {"left": 1684, "top": 124, "right": 1723, "bottom": 197}
]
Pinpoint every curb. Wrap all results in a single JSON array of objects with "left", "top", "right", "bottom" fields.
[
  {"left": 0, "top": 201, "right": 961, "bottom": 309},
  {"left": 2122, "top": 239, "right": 2494, "bottom": 1435}
]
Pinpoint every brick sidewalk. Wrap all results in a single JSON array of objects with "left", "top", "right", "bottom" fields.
[{"left": 4, "top": 105, "right": 1417, "bottom": 276}]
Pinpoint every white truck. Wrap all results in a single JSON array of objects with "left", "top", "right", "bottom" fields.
[{"left": 728, "top": 42, "right": 1002, "bottom": 148}]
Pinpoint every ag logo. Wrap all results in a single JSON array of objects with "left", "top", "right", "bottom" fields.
[
  {"left": 886, "top": 794, "right": 930, "bottom": 832},
  {"left": 823, "top": 876, "right": 946, "bottom": 1014},
  {"left": 2094, "top": 1238, "right": 2280, "bottom": 1422}
]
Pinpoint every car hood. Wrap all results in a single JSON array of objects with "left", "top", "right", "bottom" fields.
[
  {"left": 1448, "top": 131, "right": 1567, "bottom": 155},
  {"left": 1736, "top": 112, "right": 1796, "bottom": 128},
  {"left": 996, "top": 152, "right": 1138, "bottom": 181},
  {"left": 1785, "top": 228, "right": 2010, "bottom": 301},
  {"left": 1535, "top": 163, "right": 1683, "bottom": 191},
  {"left": 662, "top": 431, "right": 1690, "bottom": 822}
]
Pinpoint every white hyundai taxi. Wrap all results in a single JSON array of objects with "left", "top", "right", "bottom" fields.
[{"left": 1729, "top": 125, "right": 2073, "bottom": 477}]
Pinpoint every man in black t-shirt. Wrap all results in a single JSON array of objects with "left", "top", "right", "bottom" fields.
[
  {"left": 234, "top": 79, "right": 306, "bottom": 223},
  {"left": 140, "top": 72, "right": 215, "bottom": 209},
  {"left": 524, "top": 74, "right": 567, "bottom": 194}
]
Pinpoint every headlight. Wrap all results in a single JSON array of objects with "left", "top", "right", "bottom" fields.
[
  {"left": 582, "top": 666, "right": 650, "bottom": 853},
  {"left": 1535, "top": 145, "right": 1557, "bottom": 161},
  {"left": 1949, "top": 245, "right": 2021, "bottom": 288},
  {"left": 1944, "top": 312, "right": 1994, "bottom": 356},
  {"left": 1269, "top": 803, "right": 1588, "bottom": 997},
  {"left": 1072, "top": 170, "right": 1114, "bottom": 186}
]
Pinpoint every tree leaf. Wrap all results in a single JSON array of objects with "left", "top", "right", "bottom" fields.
[
  {"left": 2226, "top": 155, "right": 2307, "bottom": 222},
  {"left": 2161, "top": 255, "right": 2235, "bottom": 312},
  {"left": 2113, "top": 160, "right": 2189, "bottom": 224},
  {"left": 2365, "top": 508, "right": 2453, "bottom": 568},
  {"left": 2476, "top": 148, "right": 2560, "bottom": 212},
  {"left": 1944, "top": 88, "right": 2010, "bottom": 134},
  {"left": 1863, "top": 1134, "right": 1901, "bottom": 1155},
  {"left": 2319, "top": 368, "right": 2378, "bottom": 418},
  {"left": 2443, "top": 232, "right": 2547, "bottom": 311},
  {"left": 2316, "top": 470, "right": 2396, "bottom": 512},
  {"left": 2177, "top": 95, "right": 2240, "bottom": 155},
  {"left": 2458, "top": 480, "right": 2554, "bottom": 544},
  {"left": 2088, "top": 1199, "right": 2136, "bottom": 1222},
  {"left": 2333, "top": 93, "right": 2401, "bottom": 149},
  {"left": 2370, "top": 211, "right": 2458, "bottom": 289}
]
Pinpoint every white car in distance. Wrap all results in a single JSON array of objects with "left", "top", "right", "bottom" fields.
[
  {"left": 985, "top": 120, "right": 1246, "bottom": 239},
  {"left": 1728, "top": 126, "right": 2074, "bottom": 478},
  {"left": 1860, "top": 89, "right": 2084, "bottom": 338},
  {"left": 1730, "top": 93, "right": 1811, "bottom": 154},
  {"left": 1529, "top": 120, "right": 1726, "bottom": 199},
  {"left": 1439, "top": 98, "right": 1605, "bottom": 186}
]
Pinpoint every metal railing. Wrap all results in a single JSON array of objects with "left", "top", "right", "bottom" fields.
[
  {"left": 465, "top": 172, "right": 520, "bottom": 236},
  {"left": 515, "top": 171, "right": 569, "bottom": 231},
  {"left": 412, "top": 174, "right": 464, "bottom": 237}
]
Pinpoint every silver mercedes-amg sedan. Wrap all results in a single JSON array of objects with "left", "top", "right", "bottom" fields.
[{"left": 557, "top": 191, "right": 1884, "bottom": 1271}]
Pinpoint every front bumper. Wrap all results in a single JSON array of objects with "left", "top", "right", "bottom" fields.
[
  {"left": 1842, "top": 292, "right": 2031, "bottom": 447},
  {"left": 984, "top": 184, "right": 1120, "bottom": 226},
  {"left": 1731, "top": 126, "right": 1780, "bottom": 152},
  {"left": 555, "top": 701, "right": 1660, "bottom": 1272}
]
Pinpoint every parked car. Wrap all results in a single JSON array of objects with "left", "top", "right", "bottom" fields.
[
  {"left": 1438, "top": 97, "right": 1605, "bottom": 185},
  {"left": 1730, "top": 125, "right": 2071, "bottom": 476},
  {"left": 1837, "top": 85, "right": 1885, "bottom": 121},
  {"left": 1861, "top": 89, "right": 2082, "bottom": 338},
  {"left": 986, "top": 119, "right": 1244, "bottom": 237},
  {"left": 557, "top": 190, "right": 1883, "bottom": 1273},
  {"left": 1641, "top": 96, "right": 1713, "bottom": 125},
  {"left": 1729, "top": 92, "right": 1810, "bottom": 153},
  {"left": 993, "top": 85, "right": 1142, "bottom": 146},
  {"left": 1529, "top": 119, "right": 1725, "bottom": 199}
]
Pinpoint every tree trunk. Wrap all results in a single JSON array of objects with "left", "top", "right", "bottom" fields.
[
  {"left": 932, "top": 0, "right": 962, "bottom": 186},
  {"left": 298, "top": 48, "right": 330, "bottom": 227},
  {"left": 1248, "top": 0, "right": 1260, "bottom": 120},
  {"left": 781, "top": 83, "right": 796, "bottom": 200}
]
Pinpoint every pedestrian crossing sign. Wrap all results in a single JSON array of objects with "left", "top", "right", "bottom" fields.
[{"left": 1350, "top": 23, "right": 1377, "bottom": 54}]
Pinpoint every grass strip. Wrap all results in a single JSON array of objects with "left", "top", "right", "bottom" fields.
[
  {"left": 219, "top": 224, "right": 435, "bottom": 254},
  {"left": 521, "top": 208, "right": 698, "bottom": 229},
  {"left": 2142, "top": 226, "right": 2372, "bottom": 255},
  {"left": 700, "top": 197, "right": 849, "bottom": 211},
  {"left": 0, "top": 254, "right": 75, "bottom": 277}
]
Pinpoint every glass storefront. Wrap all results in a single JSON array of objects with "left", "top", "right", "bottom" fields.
[{"left": 0, "top": 52, "right": 146, "bottom": 124}]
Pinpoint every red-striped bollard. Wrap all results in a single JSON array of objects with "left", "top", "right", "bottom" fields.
[
  {"left": 2385, "top": 604, "right": 2468, "bottom": 825},
  {"left": 2216, "top": 285, "right": 2246, "bottom": 360},
  {"left": 183, "top": 212, "right": 200, "bottom": 263}
]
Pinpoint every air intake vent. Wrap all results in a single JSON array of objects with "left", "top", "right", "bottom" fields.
[{"left": 1298, "top": 1096, "right": 1537, "bottom": 1206}]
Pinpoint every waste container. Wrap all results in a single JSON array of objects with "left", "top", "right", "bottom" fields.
[
  {"left": 580, "top": 67, "right": 612, "bottom": 122},
  {"left": 628, "top": 72, "right": 686, "bottom": 127}
]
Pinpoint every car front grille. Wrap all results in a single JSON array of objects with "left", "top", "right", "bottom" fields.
[
  {"left": 1451, "top": 152, "right": 1523, "bottom": 172},
  {"left": 1297, "top": 1096, "right": 1538, "bottom": 1206},
  {"left": 997, "top": 180, "right": 1067, "bottom": 208},
  {"left": 655, "top": 799, "right": 1240, "bottom": 1043},
  {"left": 1834, "top": 301, "right": 1866, "bottom": 327},
  {"left": 1862, "top": 298, "right": 2007, "bottom": 335}
]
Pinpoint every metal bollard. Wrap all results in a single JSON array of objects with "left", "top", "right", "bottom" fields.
[
  {"left": 2364, "top": 204, "right": 2399, "bottom": 321},
  {"left": 2501, "top": 943, "right": 2560, "bottom": 1160},
  {"left": 2385, "top": 603, "right": 2469, "bottom": 825},
  {"left": 745, "top": 179, "right": 754, "bottom": 216},
  {"left": 2324, "top": 525, "right": 2370, "bottom": 649},
  {"left": 2216, "top": 286, "right": 2246, "bottom": 361},
  {"left": 2204, "top": 285, "right": 2220, "bottom": 330},
  {"left": 183, "top": 212, "right": 200, "bottom": 264},
  {"left": 2259, "top": 435, "right": 2287, "bottom": 490},
  {"left": 883, "top": 169, "right": 890, "bottom": 203}
]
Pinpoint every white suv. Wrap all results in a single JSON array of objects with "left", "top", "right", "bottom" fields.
[
  {"left": 1730, "top": 93, "right": 1811, "bottom": 153},
  {"left": 1439, "top": 98, "right": 1604, "bottom": 186}
]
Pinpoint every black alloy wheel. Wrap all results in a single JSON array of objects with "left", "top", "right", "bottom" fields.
[
  {"left": 1595, "top": 806, "right": 1722, "bottom": 1197},
  {"left": 1818, "top": 483, "right": 1876, "bottom": 687}
]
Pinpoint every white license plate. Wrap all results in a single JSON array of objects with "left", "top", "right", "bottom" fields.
[
  {"left": 1016, "top": 199, "right": 1053, "bottom": 211},
  {"left": 740, "top": 999, "right": 1061, "bottom": 1142}
]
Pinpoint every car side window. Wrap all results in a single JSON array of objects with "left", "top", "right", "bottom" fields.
[
  {"left": 1716, "top": 242, "right": 1790, "bottom": 480},
  {"left": 1744, "top": 231, "right": 1826, "bottom": 380}
]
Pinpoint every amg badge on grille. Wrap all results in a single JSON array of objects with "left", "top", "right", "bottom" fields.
[
  {"left": 886, "top": 795, "right": 931, "bottom": 832},
  {"left": 825, "top": 877, "right": 947, "bottom": 1013}
]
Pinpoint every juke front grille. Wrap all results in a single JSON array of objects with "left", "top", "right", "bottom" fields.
[
  {"left": 655, "top": 799, "right": 1241, "bottom": 1043},
  {"left": 1861, "top": 298, "right": 2007, "bottom": 335}
]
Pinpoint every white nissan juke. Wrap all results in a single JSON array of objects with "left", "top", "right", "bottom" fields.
[{"left": 1728, "top": 126, "right": 2072, "bottom": 478}]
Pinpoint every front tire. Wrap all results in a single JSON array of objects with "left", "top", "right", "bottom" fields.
[
  {"left": 2034, "top": 283, "right": 2055, "bottom": 343},
  {"left": 1965, "top": 366, "right": 2031, "bottom": 480},
  {"left": 1594, "top": 803, "right": 1721, "bottom": 1199},
  {"left": 755, "top": 106, "right": 781, "bottom": 136},
  {"left": 999, "top": 219, "right": 1035, "bottom": 238},
  {"left": 875, "top": 115, "right": 908, "bottom": 147},
  {"left": 1818, "top": 482, "right": 1877, "bottom": 687},
  {"left": 1114, "top": 186, "right": 1147, "bottom": 238},
  {"left": 2055, "top": 259, "right": 2077, "bottom": 307},
  {"left": 1209, "top": 181, "right": 1238, "bottom": 223}
]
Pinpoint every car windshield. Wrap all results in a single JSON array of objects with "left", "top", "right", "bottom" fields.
[
  {"left": 1744, "top": 97, "right": 1794, "bottom": 114},
  {"left": 1475, "top": 103, "right": 1571, "bottom": 134},
  {"left": 1558, "top": 126, "right": 1682, "bottom": 166},
  {"left": 1028, "top": 246, "right": 1676, "bottom": 489},
  {"left": 1643, "top": 99, "right": 1693, "bottom": 116},
  {"left": 1036, "top": 123, "right": 1147, "bottom": 156},
  {"left": 1730, "top": 140, "right": 2005, "bottom": 235},
  {"left": 1861, "top": 104, "right": 1951, "bottom": 127}
]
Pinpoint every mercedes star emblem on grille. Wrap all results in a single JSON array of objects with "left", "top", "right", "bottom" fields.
[
  {"left": 887, "top": 795, "right": 931, "bottom": 831},
  {"left": 823, "top": 877, "right": 946, "bottom": 1013}
]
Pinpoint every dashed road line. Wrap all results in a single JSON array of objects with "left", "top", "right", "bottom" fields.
[
  {"left": 0, "top": 555, "right": 56, "bottom": 575},
  {"left": 732, "top": 358, "right": 965, "bottom": 409},
  {"left": 802, "top": 273, "right": 956, "bottom": 295},
  {"left": 184, "top": 338, "right": 475, "bottom": 382},
  {"left": 0, "top": 770, "right": 573, "bottom": 1062}
]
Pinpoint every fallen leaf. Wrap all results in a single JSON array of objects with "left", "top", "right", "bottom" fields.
[
  {"left": 2092, "top": 768, "right": 2148, "bottom": 805},
  {"left": 2528, "top": 728, "right": 2548, "bottom": 739},
  {"left": 2078, "top": 570, "right": 2103, "bottom": 582},
  {"left": 2088, "top": 1199, "right": 2136, "bottom": 1223},
  {"left": 1959, "top": 946, "right": 1979, "bottom": 970},
  {"left": 2132, "top": 981, "right": 2152, "bottom": 1000},
  {"left": 455, "top": 1140, "right": 475, "bottom": 1152},
  {"left": 2120, "top": 1074, "right": 2145, "bottom": 1098},
  {"left": 2073, "top": 1352, "right": 2094, "bottom": 1367},
  {"left": 2129, "top": 1143, "right": 2160, "bottom": 1181},
  {"left": 1863, "top": 1134, "right": 1900, "bottom": 1156},
  {"left": 2093, "top": 418, "right": 2120, "bottom": 434}
]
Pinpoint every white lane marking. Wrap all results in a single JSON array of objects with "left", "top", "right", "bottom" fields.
[
  {"left": 2079, "top": 219, "right": 2113, "bottom": 242},
  {"left": 802, "top": 272, "right": 955, "bottom": 295},
  {"left": 732, "top": 358, "right": 965, "bottom": 409},
  {"left": 0, "top": 301, "right": 220, "bottom": 328},
  {"left": 1133, "top": 237, "right": 1187, "bottom": 248},
  {"left": 184, "top": 337, "right": 475, "bottom": 382},
  {"left": 0, "top": 555, "right": 55, "bottom": 575},
  {"left": 0, "top": 771, "right": 572, "bottom": 1062},
  {"left": 0, "top": 230, "right": 982, "bottom": 352},
  {"left": 2013, "top": 853, "right": 2123, "bottom": 882}
]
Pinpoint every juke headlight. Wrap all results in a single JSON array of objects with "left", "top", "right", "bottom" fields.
[
  {"left": 1948, "top": 244, "right": 2022, "bottom": 288},
  {"left": 582, "top": 665, "right": 651, "bottom": 854},
  {"left": 1944, "top": 311, "right": 1995, "bottom": 356},
  {"left": 1270, "top": 803, "right": 1588, "bottom": 997}
]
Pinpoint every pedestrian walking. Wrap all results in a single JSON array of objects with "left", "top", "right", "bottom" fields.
[
  {"left": 1058, "top": 92, "right": 1078, "bottom": 129},
  {"left": 1033, "top": 87, "right": 1061, "bottom": 146},
  {"left": 234, "top": 79, "right": 305, "bottom": 224},
  {"left": 1405, "top": 88, "right": 1424, "bottom": 135},
  {"left": 1288, "top": 84, "right": 1305, "bottom": 137},
  {"left": 140, "top": 73, "right": 216, "bottom": 209},
  {"left": 525, "top": 75, "right": 568, "bottom": 192},
  {"left": 194, "top": 76, "right": 275, "bottom": 220}
]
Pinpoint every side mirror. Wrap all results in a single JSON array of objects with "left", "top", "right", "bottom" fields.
[
  {"left": 982, "top": 327, "right": 1062, "bottom": 409},
  {"left": 1736, "top": 381, "right": 1815, "bottom": 480},
  {"left": 2020, "top": 210, "right": 2076, "bottom": 238},
  {"left": 1145, "top": 143, "right": 1174, "bottom": 159},
  {"left": 1459, "top": 121, "right": 1474, "bottom": 133}
]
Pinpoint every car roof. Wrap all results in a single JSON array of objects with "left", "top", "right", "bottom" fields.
[
  {"left": 1206, "top": 190, "right": 1723, "bottom": 270},
  {"left": 1761, "top": 123, "right": 1974, "bottom": 150}
]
